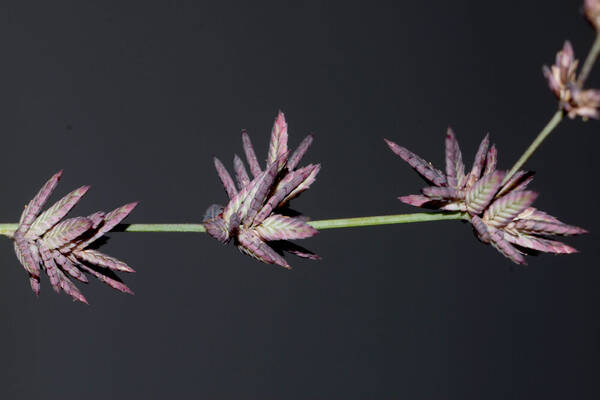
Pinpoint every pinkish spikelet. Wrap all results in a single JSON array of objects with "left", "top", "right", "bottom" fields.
[
  {"left": 445, "top": 127, "right": 466, "bottom": 189},
  {"left": 288, "top": 134, "right": 314, "bottom": 171},
  {"left": 73, "top": 249, "right": 135, "bottom": 273},
  {"left": 53, "top": 250, "right": 88, "bottom": 283},
  {"left": 241, "top": 130, "right": 262, "bottom": 178},
  {"left": 255, "top": 215, "right": 318, "bottom": 241},
  {"left": 484, "top": 191, "right": 538, "bottom": 228},
  {"left": 496, "top": 171, "right": 534, "bottom": 198},
  {"left": 440, "top": 201, "right": 467, "bottom": 212},
  {"left": 102, "top": 202, "right": 138, "bottom": 230},
  {"left": 253, "top": 165, "right": 317, "bottom": 225},
  {"left": 38, "top": 242, "right": 61, "bottom": 292},
  {"left": 204, "top": 217, "right": 230, "bottom": 244},
  {"left": 512, "top": 220, "right": 587, "bottom": 236},
  {"left": 268, "top": 111, "right": 289, "bottom": 169},
  {"left": 466, "top": 133, "right": 489, "bottom": 187},
  {"left": 385, "top": 139, "right": 447, "bottom": 186},
  {"left": 16, "top": 170, "right": 63, "bottom": 236},
  {"left": 398, "top": 195, "right": 432, "bottom": 207},
  {"left": 241, "top": 159, "right": 281, "bottom": 226},
  {"left": 282, "top": 164, "right": 321, "bottom": 204},
  {"left": 490, "top": 230, "right": 527, "bottom": 265},
  {"left": 517, "top": 207, "right": 562, "bottom": 224},
  {"left": 77, "top": 263, "right": 134, "bottom": 295},
  {"left": 470, "top": 215, "right": 491, "bottom": 243},
  {"left": 237, "top": 229, "right": 290, "bottom": 269},
  {"left": 56, "top": 268, "right": 88, "bottom": 304},
  {"left": 214, "top": 157, "right": 238, "bottom": 199},
  {"left": 483, "top": 145, "right": 497, "bottom": 177},
  {"left": 42, "top": 217, "right": 93, "bottom": 250},
  {"left": 27, "top": 185, "right": 90, "bottom": 239},
  {"left": 14, "top": 238, "right": 41, "bottom": 278},
  {"left": 29, "top": 276, "right": 40, "bottom": 296},
  {"left": 503, "top": 233, "right": 578, "bottom": 254},
  {"left": 223, "top": 178, "right": 254, "bottom": 224},
  {"left": 233, "top": 154, "right": 250, "bottom": 189},
  {"left": 76, "top": 202, "right": 138, "bottom": 250},
  {"left": 422, "top": 186, "right": 462, "bottom": 200},
  {"left": 465, "top": 170, "right": 504, "bottom": 215}
]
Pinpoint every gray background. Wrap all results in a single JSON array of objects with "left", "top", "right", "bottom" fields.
[{"left": 1, "top": 0, "right": 599, "bottom": 398}]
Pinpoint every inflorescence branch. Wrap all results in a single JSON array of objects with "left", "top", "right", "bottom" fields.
[
  {"left": 1, "top": 1, "right": 598, "bottom": 302},
  {"left": 0, "top": 212, "right": 468, "bottom": 237}
]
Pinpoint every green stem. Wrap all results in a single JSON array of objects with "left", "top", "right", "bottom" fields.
[
  {"left": 502, "top": 109, "right": 563, "bottom": 186},
  {"left": 307, "top": 212, "right": 467, "bottom": 229},
  {"left": 0, "top": 212, "right": 467, "bottom": 237},
  {"left": 577, "top": 33, "right": 600, "bottom": 87}
]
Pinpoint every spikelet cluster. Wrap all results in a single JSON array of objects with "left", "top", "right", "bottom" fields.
[
  {"left": 203, "top": 112, "right": 320, "bottom": 268},
  {"left": 12, "top": 171, "right": 137, "bottom": 303},
  {"left": 386, "top": 130, "right": 587, "bottom": 264},
  {"left": 543, "top": 41, "right": 600, "bottom": 120}
]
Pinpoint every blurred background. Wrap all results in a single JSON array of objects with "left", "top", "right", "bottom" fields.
[{"left": 0, "top": 0, "right": 599, "bottom": 398}]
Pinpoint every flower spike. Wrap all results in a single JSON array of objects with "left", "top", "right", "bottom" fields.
[
  {"left": 543, "top": 41, "right": 600, "bottom": 119},
  {"left": 203, "top": 111, "right": 320, "bottom": 268},
  {"left": 11, "top": 172, "right": 137, "bottom": 303},
  {"left": 386, "top": 130, "right": 586, "bottom": 265}
]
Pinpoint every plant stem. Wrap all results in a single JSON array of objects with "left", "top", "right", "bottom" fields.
[
  {"left": 577, "top": 33, "right": 600, "bottom": 87},
  {"left": 0, "top": 212, "right": 467, "bottom": 237},
  {"left": 502, "top": 109, "right": 563, "bottom": 186},
  {"left": 118, "top": 224, "right": 207, "bottom": 233},
  {"left": 307, "top": 212, "right": 467, "bottom": 229}
]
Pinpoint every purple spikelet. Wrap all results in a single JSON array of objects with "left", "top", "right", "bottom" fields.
[
  {"left": 11, "top": 172, "right": 137, "bottom": 303},
  {"left": 387, "top": 129, "right": 586, "bottom": 265},
  {"left": 203, "top": 111, "right": 320, "bottom": 268}
]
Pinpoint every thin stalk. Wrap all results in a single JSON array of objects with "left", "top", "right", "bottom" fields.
[
  {"left": 307, "top": 212, "right": 467, "bottom": 229},
  {"left": 502, "top": 110, "right": 563, "bottom": 185},
  {"left": 577, "top": 33, "right": 600, "bottom": 87},
  {"left": 0, "top": 212, "right": 467, "bottom": 237}
]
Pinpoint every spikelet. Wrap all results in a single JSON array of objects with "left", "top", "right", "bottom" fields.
[{"left": 11, "top": 171, "right": 137, "bottom": 303}]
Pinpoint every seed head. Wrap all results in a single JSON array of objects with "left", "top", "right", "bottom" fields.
[
  {"left": 543, "top": 41, "right": 600, "bottom": 119},
  {"left": 203, "top": 111, "right": 320, "bottom": 268},
  {"left": 386, "top": 130, "right": 586, "bottom": 265},
  {"left": 12, "top": 171, "right": 137, "bottom": 303}
]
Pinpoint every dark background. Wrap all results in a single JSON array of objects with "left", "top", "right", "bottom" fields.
[{"left": 1, "top": 1, "right": 599, "bottom": 398}]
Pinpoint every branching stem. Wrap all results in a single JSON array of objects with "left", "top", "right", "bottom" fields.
[{"left": 0, "top": 212, "right": 467, "bottom": 237}]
